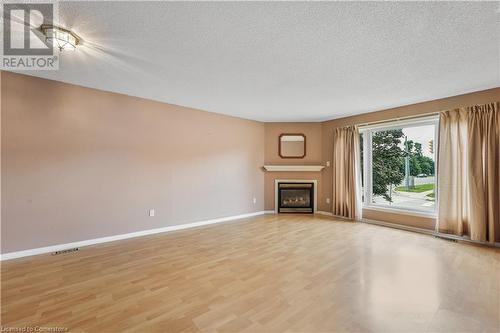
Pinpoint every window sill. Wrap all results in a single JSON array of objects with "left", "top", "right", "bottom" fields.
[{"left": 363, "top": 205, "right": 437, "bottom": 219}]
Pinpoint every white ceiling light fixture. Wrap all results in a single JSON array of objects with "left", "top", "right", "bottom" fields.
[{"left": 41, "top": 24, "right": 80, "bottom": 51}]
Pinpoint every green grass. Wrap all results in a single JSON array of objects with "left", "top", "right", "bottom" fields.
[
  {"left": 426, "top": 192, "right": 435, "bottom": 198},
  {"left": 395, "top": 183, "right": 434, "bottom": 193}
]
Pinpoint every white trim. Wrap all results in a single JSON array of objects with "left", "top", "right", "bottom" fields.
[
  {"left": 263, "top": 165, "right": 325, "bottom": 172},
  {"left": 317, "top": 211, "right": 357, "bottom": 221},
  {"left": 361, "top": 116, "right": 439, "bottom": 216},
  {"left": 266, "top": 210, "right": 350, "bottom": 220},
  {"left": 359, "top": 115, "right": 439, "bottom": 131},
  {"left": 0, "top": 211, "right": 267, "bottom": 261},
  {"left": 274, "top": 179, "right": 318, "bottom": 213}
]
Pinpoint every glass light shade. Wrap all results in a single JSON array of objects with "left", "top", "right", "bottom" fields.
[{"left": 43, "top": 26, "right": 79, "bottom": 51}]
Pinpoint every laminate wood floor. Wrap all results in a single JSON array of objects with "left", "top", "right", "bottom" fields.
[{"left": 1, "top": 214, "right": 499, "bottom": 332}]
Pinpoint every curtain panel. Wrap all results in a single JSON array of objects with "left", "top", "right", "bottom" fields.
[
  {"left": 437, "top": 102, "right": 499, "bottom": 243},
  {"left": 332, "top": 126, "right": 362, "bottom": 220}
]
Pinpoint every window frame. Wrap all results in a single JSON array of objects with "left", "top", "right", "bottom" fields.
[{"left": 359, "top": 116, "right": 439, "bottom": 217}]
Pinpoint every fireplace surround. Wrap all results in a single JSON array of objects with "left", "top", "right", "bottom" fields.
[{"left": 276, "top": 181, "right": 315, "bottom": 213}]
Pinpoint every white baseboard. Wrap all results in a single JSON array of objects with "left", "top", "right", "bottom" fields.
[
  {"left": 317, "top": 211, "right": 357, "bottom": 222},
  {"left": 264, "top": 210, "right": 334, "bottom": 216},
  {"left": 0, "top": 211, "right": 267, "bottom": 261}
]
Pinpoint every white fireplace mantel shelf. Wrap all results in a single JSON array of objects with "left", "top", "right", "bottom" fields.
[{"left": 263, "top": 165, "right": 325, "bottom": 172}]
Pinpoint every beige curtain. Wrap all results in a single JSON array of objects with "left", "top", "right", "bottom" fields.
[
  {"left": 437, "top": 102, "right": 500, "bottom": 243},
  {"left": 467, "top": 103, "right": 500, "bottom": 242},
  {"left": 437, "top": 109, "right": 469, "bottom": 236},
  {"left": 332, "top": 126, "right": 362, "bottom": 220}
]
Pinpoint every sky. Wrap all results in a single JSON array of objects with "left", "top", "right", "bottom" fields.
[{"left": 402, "top": 124, "right": 435, "bottom": 158}]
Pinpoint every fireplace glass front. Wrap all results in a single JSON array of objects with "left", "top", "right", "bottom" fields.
[{"left": 278, "top": 182, "right": 314, "bottom": 213}]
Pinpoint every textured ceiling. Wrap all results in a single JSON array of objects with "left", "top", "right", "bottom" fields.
[{"left": 17, "top": 1, "right": 500, "bottom": 122}]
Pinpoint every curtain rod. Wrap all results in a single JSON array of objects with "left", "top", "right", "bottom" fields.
[{"left": 357, "top": 111, "right": 440, "bottom": 129}]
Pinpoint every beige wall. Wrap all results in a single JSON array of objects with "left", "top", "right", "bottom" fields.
[
  {"left": 263, "top": 123, "right": 323, "bottom": 211},
  {"left": 321, "top": 87, "right": 500, "bottom": 229},
  {"left": 1, "top": 72, "right": 265, "bottom": 253},
  {"left": 2, "top": 71, "right": 498, "bottom": 252}
]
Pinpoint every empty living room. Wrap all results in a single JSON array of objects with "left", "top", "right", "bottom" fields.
[{"left": 1, "top": 1, "right": 499, "bottom": 332}]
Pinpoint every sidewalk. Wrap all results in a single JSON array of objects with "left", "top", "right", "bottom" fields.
[{"left": 373, "top": 188, "right": 435, "bottom": 210}]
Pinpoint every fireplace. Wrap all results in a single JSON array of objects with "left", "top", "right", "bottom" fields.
[{"left": 278, "top": 182, "right": 314, "bottom": 213}]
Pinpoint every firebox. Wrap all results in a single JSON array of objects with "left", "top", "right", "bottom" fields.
[{"left": 278, "top": 182, "right": 314, "bottom": 213}]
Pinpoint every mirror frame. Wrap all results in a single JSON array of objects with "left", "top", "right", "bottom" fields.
[{"left": 279, "top": 133, "right": 306, "bottom": 159}]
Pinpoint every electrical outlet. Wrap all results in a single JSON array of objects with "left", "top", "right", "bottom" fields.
[
  {"left": 253, "top": 197, "right": 257, "bottom": 204},
  {"left": 326, "top": 198, "right": 331, "bottom": 204},
  {"left": 149, "top": 209, "right": 155, "bottom": 217},
  {"left": 326, "top": 161, "right": 331, "bottom": 167}
]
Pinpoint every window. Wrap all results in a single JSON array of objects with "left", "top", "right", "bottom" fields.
[{"left": 360, "top": 116, "right": 438, "bottom": 214}]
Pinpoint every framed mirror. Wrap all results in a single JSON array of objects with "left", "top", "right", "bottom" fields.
[{"left": 279, "top": 133, "right": 306, "bottom": 158}]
